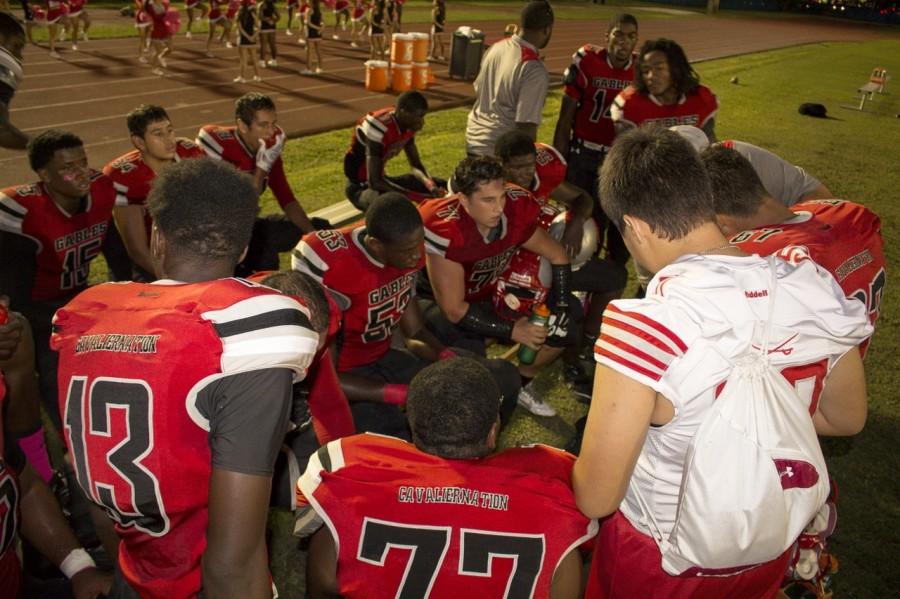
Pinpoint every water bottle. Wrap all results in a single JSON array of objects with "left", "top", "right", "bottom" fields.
[{"left": 517, "top": 303, "right": 550, "bottom": 365}]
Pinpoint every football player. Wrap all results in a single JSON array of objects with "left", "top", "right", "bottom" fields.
[
  {"left": 553, "top": 13, "right": 638, "bottom": 269},
  {"left": 574, "top": 126, "right": 870, "bottom": 597},
  {"left": 494, "top": 130, "right": 628, "bottom": 396},
  {"left": 703, "top": 145, "right": 884, "bottom": 351},
  {"left": 343, "top": 90, "right": 446, "bottom": 212},
  {"left": 296, "top": 357, "right": 597, "bottom": 599},
  {"left": 51, "top": 158, "right": 320, "bottom": 599},
  {"left": 419, "top": 156, "right": 571, "bottom": 417},
  {"left": 0, "top": 305, "right": 112, "bottom": 599},
  {"left": 104, "top": 104, "right": 205, "bottom": 281},
  {"left": 293, "top": 192, "right": 519, "bottom": 437},
  {"left": 611, "top": 38, "right": 718, "bottom": 141},
  {"left": 0, "top": 130, "right": 116, "bottom": 431},
  {"left": 197, "top": 92, "right": 321, "bottom": 275}
]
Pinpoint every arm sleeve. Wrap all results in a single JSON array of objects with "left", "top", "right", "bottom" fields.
[
  {"left": 197, "top": 368, "right": 294, "bottom": 475},
  {"left": 267, "top": 158, "right": 299, "bottom": 209},
  {"left": 0, "top": 231, "right": 38, "bottom": 308},
  {"left": 732, "top": 141, "right": 823, "bottom": 207},
  {"left": 515, "top": 63, "right": 550, "bottom": 125}
]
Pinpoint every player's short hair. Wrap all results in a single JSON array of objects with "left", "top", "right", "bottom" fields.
[
  {"left": 0, "top": 12, "right": 25, "bottom": 40},
  {"left": 396, "top": 91, "right": 428, "bottom": 114},
  {"left": 453, "top": 156, "right": 505, "bottom": 196},
  {"left": 366, "top": 192, "right": 423, "bottom": 244},
  {"left": 234, "top": 92, "right": 276, "bottom": 126},
  {"left": 257, "top": 271, "right": 331, "bottom": 334},
  {"left": 494, "top": 130, "right": 536, "bottom": 163},
  {"left": 407, "top": 358, "right": 501, "bottom": 459},
  {"left": 126, "top": 104, "right": 171, "bottom": 138},
  {"left": 635, "top": 38, "right": 700, "bottom": 97},
  {"left": 520, "top": 0, "right": 554, "bottom": 30},
  {"left": 609, "top": 13, "right": 638, "bottom": 32},
  {"left": 600, "top": 127, "right": 715, "bottom": 241},
  {"left": 147, "top": 158, "right": 258, "bottom": 263},
  {"left": 27, "top": 130, "right": 83, "bottom": 172},
  {"left": 701, "top": 145, "right": 768, "bottom": 218}
]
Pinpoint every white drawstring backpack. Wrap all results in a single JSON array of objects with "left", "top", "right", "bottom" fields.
[{"left": 632, "top": 258, "right": 830, "bottom": 576}]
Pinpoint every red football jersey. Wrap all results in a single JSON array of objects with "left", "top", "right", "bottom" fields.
[
  {"left": 492, "top": 145, "right": 567, "bottom": 319},
  {"left": 296, "top": 434, "right": 598, "bottom": 599},
  {"left": 51, "top": 278, "right": 319, "bottom": 599},
  {"left": 0, "top": 173, "right": 115, "bottom": 302},
  {"left": 292, "top": 226, "right": 423, "bottom": 371},
  {"left": 611, "top": 84, "right": 718, "bottom": 130},
  {"left": 0, "top": 373, "right": 23, "bottom": 597},
  {"left": 104, "top": 139, "right": 205, "bottom": 208},
  {"left": 530, "top": 143, "right": 567, "bottom": 203},
  {"left": 344, "top": 106, "right": 417, "bottom": 183},
  {"left": 103, "top": 139, "right": 205, "bottom": 239},
  {"left": 420, "top": 187, "right": 541, "bottom": 303},
  {"left": 730, "top": 199, "right": 884, "bottom": 354},
  {"left": 196, "top": 124, "right": 297, "bottom": 209},
  {"left": 563, "top": 45, "right": 635, "bottom": 150}
]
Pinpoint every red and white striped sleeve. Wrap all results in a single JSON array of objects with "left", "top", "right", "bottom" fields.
[{"left": 594, "top": 302, "right": 689, "bottom": 388}]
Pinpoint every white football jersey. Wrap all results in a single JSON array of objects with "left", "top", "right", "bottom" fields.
[{"left": 593, "top": 253, "right": 872, "bottom": 536}]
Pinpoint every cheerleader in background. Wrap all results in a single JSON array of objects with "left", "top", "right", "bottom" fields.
[
  {"left": 430, "top": 0, "right": 444, "bottom": 60},
  {"left": 205, "top": 0, "right": 231, "bottom": 55},
  {"left": 145, "top": 0, "right": 172, "bottom": 75},
  {"left": 284, "top": 0, "right": 298, "bottom": 34},
  {"left": 45, "top": 0, "right": 69, "bottom": 57},
  {"left": 331, "top": 0, "right": 349, "bottom": 40},
  {"left": 300, "top": 0, "right": 322, "bottom": 74},
  {"left": 367, "top": 0, "right": 384, "bottom": 59},
  {"left": 257, "top": 0, "right": 279, "bottom": 66},
  {"left": 65, "top": 0, "right": 90, "bottom": 50},
  {"left": 135, "top": 0, "right": 152, "bottom": 60},
  {"left": 348, "top": 0, "right": 366, "bottom": 48},
  {"left": 185, "top": 0, "right": 209, "bottom": 39},
  {"left": 234, "top": 0, "right": 260, "bottom": 81}
]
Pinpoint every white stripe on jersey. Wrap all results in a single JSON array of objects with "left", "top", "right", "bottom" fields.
[
  {"left": 609, "top": 97, "right": 633, "bottom": 128},
  {"left": 296, "top": 439, "right": 345, "bottom": 547},
  {"left": 197, "top": 129, "right": 224, "bottom": 159},
  {"left": 218, "top": 327, "right": 318, "bottom": 376},
  {"left": 291, "top": 240, "right": 329, "bottom": 281},
  {"left": 0, "top": 192, "right": 26, "bottom": 235},
  {"left": 201, "top": 294, "right": 319, "bottom": 376},
  {"left": 112, "top": 182, "right": 130, "bottom": 207},
  {"left": 423, "top": 227, "right": 450, "bottom": 257},
  {"left": 360, "top": 115, "right": 387, "bottom": 144}
]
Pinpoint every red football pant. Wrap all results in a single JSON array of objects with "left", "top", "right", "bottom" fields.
[{"left": 586, "top": 511, "right": 790, "bottom": 599}]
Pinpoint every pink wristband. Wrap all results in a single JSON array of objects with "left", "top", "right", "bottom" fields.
[
  {"left": 382, "top": 384, "right": 409, "bottom": 405},
  {"left": 18, "top": 428, "right": 54, "bottom": 484},
  {"left": 438, "top": 348, "right": 457, "bottom": 361}
]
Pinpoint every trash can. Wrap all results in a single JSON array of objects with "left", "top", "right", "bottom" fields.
[{"left": 449, "top": 27, "right": 486, "bottom": 80}]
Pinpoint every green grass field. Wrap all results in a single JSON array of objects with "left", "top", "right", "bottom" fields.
[{"left": 257, "top": 39, "right": 900, "bottom": 597}]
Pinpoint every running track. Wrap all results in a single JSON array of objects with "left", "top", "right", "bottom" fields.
[{"left": 1, "top": 14, "right": 892, "bottom": 184}]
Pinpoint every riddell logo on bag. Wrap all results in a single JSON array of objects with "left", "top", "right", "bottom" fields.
[{"left": 744, "top": 289, "right": 769, "bottom": 298}]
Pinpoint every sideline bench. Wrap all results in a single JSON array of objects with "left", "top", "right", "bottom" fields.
[
  {"left": 847, "top": 67, "right": 890, "bottom": 111},
  {"left": 310, "top": 199, "right": 363, "bottom": 228}
]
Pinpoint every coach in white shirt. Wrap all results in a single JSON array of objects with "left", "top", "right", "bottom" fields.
[{"left": 465, "top": 1, "right": 553, "bottom": 157}]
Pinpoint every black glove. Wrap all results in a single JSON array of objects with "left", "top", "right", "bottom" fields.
[{"left": 547, "top": 264, "right": 572, "bottom": 341}]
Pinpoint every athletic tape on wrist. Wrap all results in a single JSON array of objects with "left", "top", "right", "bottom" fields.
[{"left": 60, "top": 548, "right": 95, "bottom": 579}]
